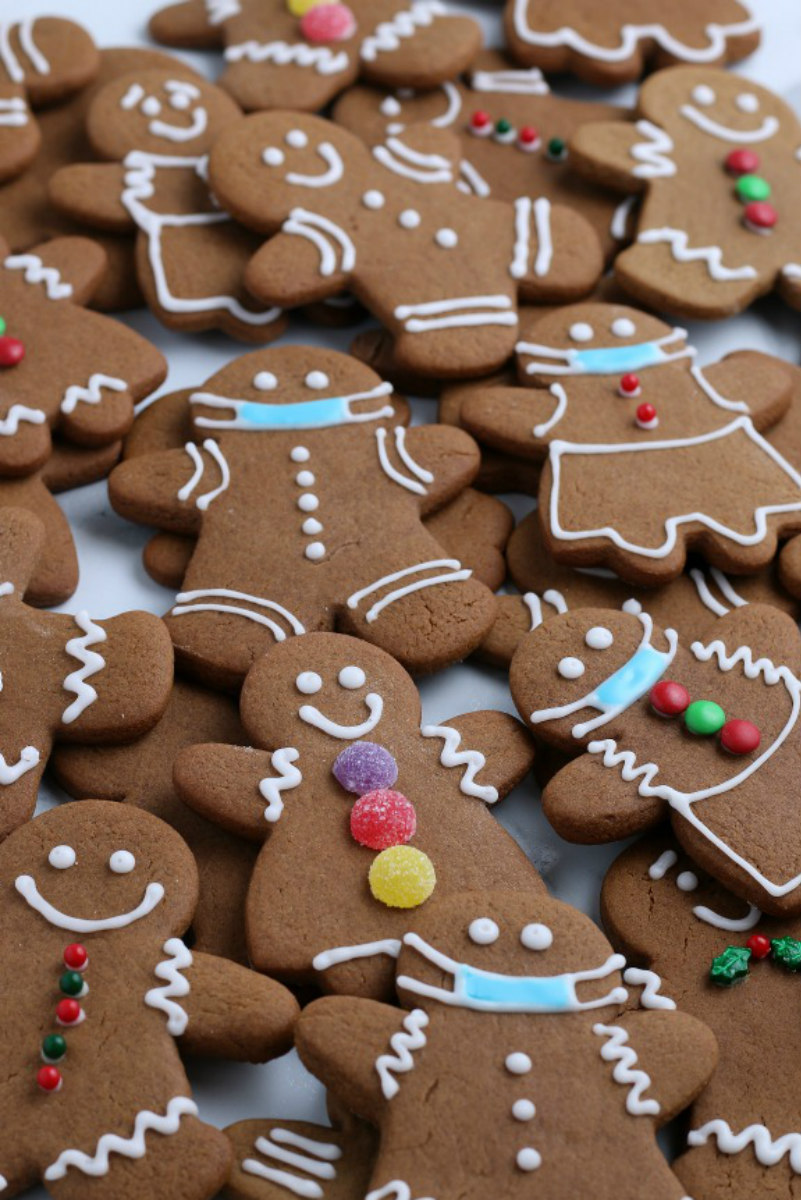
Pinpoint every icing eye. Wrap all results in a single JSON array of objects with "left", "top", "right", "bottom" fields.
[
  {"left": 692, "top": 85, "right": 716, "bottom": 107},
  {"left": 585, "top": 626, "right": 614, "bottom": 650},
  {"left": 48, "top": 845, "right": 76, "bottom": 870},
  {"left": 380, "top": 96, "right": 402, "bottom": 117},
  {"left": 435, "top": 229, "right": 458, "bottom": 249},
  {"left": 141, "top": 96, "right": 161, "bottom": 117},
  {"left": 362, "top": 190, "right": 385, "bottom": 210},
  {"left": 305, "top": 371, "right": 329, "bottom": 389},
  {"left": 286, "top": 128, "right": 308, "bottom": 148},
  {"left": 736, "top": 92, "right": 759, "bottom": 113},
  {"left": 469, "top": 917, "right": 500, "bottom": 944},
  {"left": 262, "top": 147, "right": 285, "bottom": 167},
  {"left": 296, "top": 671, "right": 322, "bottom": 695},
  {"left": 109, "top": 850, "right": 135, "bottom": 874},
  {"left": 291, "top": 445, "right": 310, "bottom": 462},
  {"left": 568, "top": 322, "right": 594, "bottom": 343},
  {"left": 677, "top": 871, "right": 699, "bottom": 892},
  {"left": 398, "top": 209, "right": 421, "bottom": 229},
  {"left": 611, "top": 317, "right": 635, "bottom": 337},
  {"left": 520, "top": 923, "right": 553, "bottom": 950},
  {"left": 558, "top": 656, "right": 585, "bottom": 680},
  {"left": 253, "top": 371, "right": 277, "bottom": 390},
  {"left": 338, "top": 665, "right": 366, "bottom": 689},
  {"left": 169, "top": 91, "right": 191, "bottom": 111}
]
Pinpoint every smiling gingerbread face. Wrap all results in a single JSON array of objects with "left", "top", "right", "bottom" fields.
[{"left": 641, "top": 67, "right": 786, "bottom": 147}]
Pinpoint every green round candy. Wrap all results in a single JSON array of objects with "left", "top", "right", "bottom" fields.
[
  {"left": 0, "top": 317, "right": 6, "bottom": 334},
  {"left": 60, "top": 970, "right": 84, "bottom": 997},
  {"left": 42, "top": 1033, "right": 67, "bottom": 1062},
  {"left": 495, "top": 118, "right": 512, "bottom": 135},
  {"left": 685, "top": 699, "right": 726, "bottom": 735},
  {"left": 736, "top": 173, "right": 771, "bottom": 202},
  {"left": 547, "top": 137, "right": 567, "bottom": 160}
]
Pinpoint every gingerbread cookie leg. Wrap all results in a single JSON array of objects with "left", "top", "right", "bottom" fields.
[{"left": 224, "top": 1114, "right": 377, "bottom": 1200}]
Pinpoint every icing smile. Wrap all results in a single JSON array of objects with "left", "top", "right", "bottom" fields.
[
  {"left": 679, "top": 105, "right": 779, "bottom": 143},
  {"left": 15, "top": 875, "right": 165, "bottom": 932},
  {"left": 299, "top": 693, "right": 384, "bottom": 739}
]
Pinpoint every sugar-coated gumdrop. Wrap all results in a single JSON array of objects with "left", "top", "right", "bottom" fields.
[
  {"left": 720, "top": 718, "right": 760, "bottom": 755},
  {"left": 650, "top": 680, "right": 690, "bottom": 717},
  {"left": 333, "top": 741, "right": 398, "bottom": 794},
  {"left": 300, "top": 2, "right": 356, "bottom": 42},
  {"left": 369, "top": 846, "right": 436, "bottom": 908},
  {"left": 351, "top": 789, "right": 416, "bottom": 850}
]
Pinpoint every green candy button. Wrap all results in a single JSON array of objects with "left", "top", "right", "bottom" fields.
[
  {"left": 685, "top": 699, "right": 726, "bottom": 735},
  {"left": 546, "top": 136, "right": 567, "bottom": 161},
  {"left": 736, "top": 173, "right": 771, "bottom": 202},
  {"left": 42, "top": 1033, "right": 67, "bottom": 1062},
  {"left": 0, "top": 318, "right": 6, "bottom": 335},
  {"left": 59, "top": 970, "right": 84, "bottom": 997},
  {"left": 495, "top": 118, "right": 512, "bottom": 135}
]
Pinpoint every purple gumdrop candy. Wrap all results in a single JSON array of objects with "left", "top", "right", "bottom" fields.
[{"left": 332, "top": 741, "right": 398, "bottom": 794}]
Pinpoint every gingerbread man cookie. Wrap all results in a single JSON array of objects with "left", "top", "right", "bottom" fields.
[
  {"left": 603, "top": 833, "right": 801, "bottom": 1200},
  {"left": 49, "top": 67, "right": 287, "bottom": 341},
  {"left": 149, "top": 0, "right": 482, "bottom": 113},
  {"left": 570, "top": 67, "right": 801, "bottom": 317},
  {"left": 175, "top": 632, "right": 538, "bottom": 999},
  {"left": 504, "top": 0, "right": 760, "bottom": 86},
  {"left": 110, "top": 347, "right": 500, "bottom": 686},
  {"left": 206, "top": 112, "right": 603, "bottom": 378},
  {"left": 296, "top": 889, "right": 718, "bottom": 1200},
  {"left": 459, "top": 303, "right": 801, "bottom": 585},
  {"left": 511, "top": 599, "right": 801, "bottom": 916},
  {"left": 0, "top": 799, "right": 298, "bottom": 1198}
]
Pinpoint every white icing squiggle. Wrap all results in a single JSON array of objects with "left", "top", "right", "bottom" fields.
[
  {"left": 243, "top": 1129, "right": 342, "bottom": 1198},
  {"left": 284, "top": 208, "right": 356, "bottom": 277},
  {"left": 375, "top": 427, "right": 430, "bottom": 495},
  {"left": 62, "top": 612, "right": 107, "bottom": 725},
  {"left": 61, "top": 374, "right": 127, "bottom": 416},
  {"left": 347, "top": 560, "right": 472, "bottom": 622},
  {"left": 224, "top": 40, "right": 349, "bottom": 75},
  {"left": 0, "top": 405, "right": 46, "bottom": 435},
  {"left": 0, "top": 19, "right": 50, "bottom": 83},
  {"left": 44, "top": 1096, "right": 199, "bottom": 1180},
  {"left": 361, "top": 1, "right": 445, "bottom": 61},
  {"left": 258, "top": 747, "right": 303, "bottom": 822},
  {"left": 623, "top": 967, "right": 676, "bottom": 1010},
  {"left": 376, "top": 1008, "right": 429, "bottom": 1099},
  {"left": 4, "top": 253, "right": 72, "bottom": 299},
  {"left": 177, "top": 440, "right": 230, "bottom": 510},
  {"left": 688, "top": 1119, "right": 801, "bottom": 1173},
  {"left": 313, "top": 938, "right": 402, "bottom": 971},
  {"left": 373, "top": 137, "right": 453, "bottom": 184},
  {"left": 421, "top": 724, "right": 498, "bottom": 802},
  {"left": 171, "top": 589, "right": 306, "bottom": 639},
  {"left": 0, "top": 745, "right": 40, "bottom": 784},
  {"left": 593, "top": 1023, "right": 660, "bottom": 1115},
  {"left": 144, "top": 937, "right": 193, "bottom": 1035},
  {"left": 637, "top": 228, "right": 757, "bottom": 281},
  {"left": 630, "top": 120, "right": 676, "bottom": 178},
  {"left": 0, "top": 96, "right": 28, "bottom": 125}
]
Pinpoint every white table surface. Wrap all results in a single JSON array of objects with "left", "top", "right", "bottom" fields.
[{"left": 14, "top": 0, "right": 801, "bottom": 1192}]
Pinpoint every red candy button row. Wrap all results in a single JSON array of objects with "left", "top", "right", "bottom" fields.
[{"left": 649, "top": 681, "right": 760, "bottom": 754}]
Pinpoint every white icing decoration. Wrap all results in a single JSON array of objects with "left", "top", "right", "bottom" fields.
[
  {"left": 630, "top": 120, "right": 676, "bottom": 178},
  {"left": 372, "top": 137, "right": 453, "bottom": 184},
  {"left": 737, "top": 92, "right": 759, "bottom": 113},
  {"left": 394, "top": 295, "right": 516, "bottom": 333},
  {"left": 622, "top": 967, "right": 676, "bottom": 1010},
  {"left": 680, "top": 102, "right": 779, "bottom": 142},
  {"left": 471, "top": 67, "right": 549, "bottom": 95},
  {"left": 347, "top": 560, "right": 472, "bottom": 622},
  {"left": 296, "top": 671, "right": 322, "bottom": 694},
  {"left": 254, "top": 371, "right": 278, "bottom": 390},
  {"left": 510, "top": 197, "right": 552, "bottom": 279},
  {"left": 296, "top": 471, "right": 315, "bottom": 487},
  {"left": 469, "top": 917, "right": 499, "bottom": 945},
  {"left": 520, "top": 923, "right": 552, "bottom": 950},
  {"left": 363, "top": 190, "right": 385, "bottom": 209},
  {"left": 513, "top": 1099, "right": 536, "bottom": 1120},
  {"left": 586, "top": 626, "right": 614, "bottom": 650},
  {"left": 141, "top": 97, "right": 160, "bottom": 117},
  {"left": 688, "top": 1119, "right": 801, "bottom": 1173},
  {"left": 638, "top": 226, "right": 758, "bottom": 280},
  {"left": 375, "top": 427, "right": 431, "bottom": 496},
  {"left": 15, "top": 874, "right": 165, "bottom": 932},
  {"left": 569, "top": 322, "right": 594, "bottom": 343},
  {"left": 692, "top": 902, "right": 761, "bottom": 931},
  {"left": 361, "top": 1, "right": 446, "bottom": 61},
  {"left": 4, "top": 253, "right": 71, "bottom": 299},
  {"left": 0, "top": 745, "right": 40, "bottom": 784},
  {"left": 286, "top": 142, "right": 344, "bottom": 188},
  {"left": 300, "top": 694, "right": 384, "bottom": 739},
  {"left": 283, "top": 208, "right": 356, "bottom": 276},
  {"left": 676, "top": 870, "right": 698, "bottom": 891},
  {"left": 376, "top": 1008, "right": 429, "bottom": 1099},
  {"left": 648, "top": 849, "right": 677, "bottom": 879},
  {"left": 692, "top": 84, "right": 716, "bottom": 106},
  {"left": 558, "top": 656, "right": 585, "bottom": 679},
  {"left": 506, "top": 1052, "right": 532, "bottom": 1074},
  {"left": 62, "top": 374, "right": 129, "bottom": 418},
  {"left": 291, "top": 446, "right": 310, "bottom": 462},
  {"left": 61, "top": 612, "right": 107, "bottom": 724},
  {"left": 0, "top": 405, "right": 46, "bottom": 436},
  {"left": 517, "top": 1148, "right": 542, "bottom": 1171},
  {"left": 263, "top": 147, "right": 285, "bottom": 166},
  {"left": 610, "top": 195, "right": 636, "bottom": 239},
  {"left": 144, "top": 937, "right": 192, "bottom": 1035},
  {"left": 612, "top": 318, "right": 635, "bottom": 337},
  {"left": 302, "top": 518, "right": 323, "bottom": 535},
  {"left": 305, "top": 542, "right": 326, "bottom": 560},
  {"left": 145, "top": 82, "right": 207, "bottom": 143},
  {"left": 421, "top": 724, "right": 498, "bottom": 802},
  {"left": 380, "top": 97, "right": 402, "bottom": 117},
  {"left": 44, "top": 1096, "right": 199, "bottom": 1180},
  {"left": 398, "top": 209, "right": 421, "bottom": 229},
  {"left": 49, "top": 845, "right": 76, "bottom": 870},
  {"left": 171, "top": 589, "right": 305, "bottom": 639},
  {"left": 305, "top": 371, "right": 329, "bottom": 390},
  {"left": 435, "top": 228, "right": 458, "bottom": 248},
  {"left": 0, "top": 19, "right": 50, "bottom": 83},
  {"left": 224, "top": 40, "right": 349, "bottom": 75},
  {"left": 109, "top": 850, "right": 135, "bottom": 874},
  {"left": 243, "top": 1129, "right": 342, "bottom": 1197},
  {"left": 593, "top": 1024, "right": 660, "bottom": 1115},
  {"left": 459, "top": 159, "right": 491, "bottom": 197},
  {"left": 286, "top": 129, "right": 308, "bottom": 148},
  {"left": 298, "top": 494, "right": 319, "bottom": 512},
  {"left": 339, "top": 666, "right": 365, "bottom": 689},
  {"left": 313, "top": 938, "right": 402, "bottom": 971}
]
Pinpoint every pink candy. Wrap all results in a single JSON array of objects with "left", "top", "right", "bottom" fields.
[
  {"left": 350, "top": 789, "right": 417, "bottom": 851},
  {"left": 300, "top": 2, "right": 357, "bottom": 42}
]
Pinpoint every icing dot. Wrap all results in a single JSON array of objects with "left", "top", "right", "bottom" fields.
[
  {"left": 305, "top": 371, "right": 329, "bottom": 389},
  {"left": 505, "top": 1052, "right": 532, "bottom": 1075},
  {"left": 517, "top": 1148, "right": 542, "bottom": 1172},
  {"left": 262, "top": 147, "right": 285, "bottom": 166},
  {"left": 520, "top": 923, "right": 553, "bottom": 950},
  {"left": 736, "top": 92, "right": 759, "bottom": 113},
  {"left": 302, "top": 517, "right": 323, "bottom": 535},
  {"left": 611, "top": 317, "right": 635, "bottom": 337},
  {"left": 692, "top": 85, "right": 716, "bottom": 107},
  {"left": 380, "top": 96, "right": 402, "bottom": 117},
  {"left": 305, "top": 542, "right": 326, "bottom": 560},
  {"left": 296, "top": 470, "right": 315, "bottom": 487},
  {"left": 368, "top": 846, "right": 436, "bottom": 908},
  {"left": 558, "top": 656, "right": 585, "bottom": 680},
  {"left": 333, "top": 742, "right": 398, "bottom": 793},
  {"left": 399, "top": 209, "right": 421, "bottom": 229},
  {"left": 286, "top": 128, "right": 308, "bottom": 148},
  {"left": 435, "top": 228, "right": 458, "bottom": 248},
  {"left": 512, "top": 1099, "right": 536, "bottom": 1121},
  {"left": 677, "top": 871, "right": 699, "bottom": 892},
  {"left": 585, "top": 626, "right": 613, "bottom": 650},
  {"left": 169, "top": 91, "right": 190, "bottom": 110},
  {"left": 339, "top": 665, "right": 366, "bottom": 689},
  {"left": 109, "top": 850, "right": 135, "bottom": 874},
  {"left": 291, "top": 446, "right": 310, "bottom": 462},
  {"left": 298, "top": 494, "right": 319, "bottom": 512},
  {"left": 469, "top": 917, "right": 500, "bottom": 945},
  {"left": 568, "top": 322, "right": 593, "bottom": 343},
  {"left": 253, "top": 371, "right": 278, "bottom": 390},
  {"left": 296, "top": 671, "right": 322, "bottom": 695},
  {"left": 351, "top": 789, "right": 416, "bottom": 850},
  {"left": 141, "top": 96, "right": 161, "bottom": 117},
  {"left": 48, "top": 845, "right": 76, "bottom": 870},
  {"left": 362, "top": 189, "right": 385, "bottom": 209}
]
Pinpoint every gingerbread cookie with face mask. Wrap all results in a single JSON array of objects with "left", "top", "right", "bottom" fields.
[
  {"left": 504, "top": 0, "right": 759, "bottom": 86},
  {"left": 110, "top": 347, "right": 499, "bottom": 686},
  {"left": 459, "top": 303, "right": 801, "bottom": 585},
  {"left": 206, "top": 112, "right": 603, "bottom": 378},
  {"left": 48, "top": 67, "right": 286, "bottom": 342},
  {"left": 295, "top": 889, "right": 717, "bottom": 1200},
  {"left": 603, "top": 833, "right": 801, "bottom": 1200},
  {"left": 175, "top": 632, "right": 538, "bottom": 1000},
  {"left": 570, "top": 67, "right": 801, "bottom": 317},
  {"left": 0, "top": 800, "right": 298, "bottom": 1199}
]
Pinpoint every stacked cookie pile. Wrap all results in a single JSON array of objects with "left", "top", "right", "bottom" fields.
[{"left": 1, "top": 1, "right": 800, "bottom": 1197}]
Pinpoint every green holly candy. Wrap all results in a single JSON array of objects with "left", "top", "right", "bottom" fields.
[
  {"left": 710, "top": 945, "right": 752, "bottom": 986},
  {"left": 771, "top": 935, "right": 801, "bottom": 970},
  {"left": 495, "top": 118, "right": 512, "bottom": 135},
  {"left": 59, "top": 970, "right": 84, "bottom": 997},
  {"left": 685, "top": 699, "right": 726, "bottom": 735},
  {"left": 41, "top": 1033, "right": 67, "bottom": 1062},
  {"left": 735, "top": 174, "right": 771, "bottom": 203},
  {"left": 546, "top": 137, "right": 567, "bottom": 161}
]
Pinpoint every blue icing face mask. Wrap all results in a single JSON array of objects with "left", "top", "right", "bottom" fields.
[
  {"left": 517, "top": 328, "right": 691, "bottom": 377},
  {"left": 189, "top": 383, "right": 394, "bottom": 431}
]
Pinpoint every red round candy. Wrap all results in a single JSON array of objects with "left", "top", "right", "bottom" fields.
[
  {"left": 746, "top": 932, "right": 771, "bottom": 959},
  {"left": 350, "top": 788, "right": 416, "bottom": 850},
  {"left": 300, "top": 3, "right": 356, "bottom": 42},
  {"left": 636, "top": 402, "right": 657, "bottom": 426},
  {"left": 0, "top": 335, "right": 24, "bottom": 367},
  {"left": 56, "top": 998, "right": 82, "bottom": 1026},
  {"left": 743, "top": 200, "right": 777, "bottom": 230},
  {"left": 720, "top": 718, "right": 760, "bottom": 755},
  {"left": 725, "top": 148, "right": 760, "bottom": 175},
  {"left": 63, "top": 943, "right": 88, "bottom": 971},
  {"left": 650, "top": 680, "right": 690, "bottom": 717},
  {"left": 37, "top": 1065, "right": 62, "bottom": 1093},
  {"left": 471, "top": 110, "right": 491, "bottom": 130},
  {"left": 518, "top": 125, "right": 538, "bottom": 144},
  {"left": 620, "top": 373, "right": 640, "bottom": 395}
]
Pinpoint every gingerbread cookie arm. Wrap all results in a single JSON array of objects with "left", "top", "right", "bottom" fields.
[
  {"left": 244, "top": 232, "right": 353, "bottom": 309},
  {"left": 148, "top": 0, "right": 225, "bottom": 48},
  {"left": 778, "top": 262, "right": 801, "bottom": 310},
  {"left": 0, "top": 84, "right": 38, "bottom": 184},
  {"left": 361, "top": 7, "right": 481, "bottom": 89},
  {"left": 179, "top": 952, "right": 298, "bottom": 1061},
  {"left": 0, "top": 474, "right": 79, "bottom": 606},
  {"left": 49, "top": 162, "right": 135, "bottom": 233},
  {"left": 513, "top": 203, "right": 605, "bottom": 302},
  {"left": 698, "top": 351, "right": 793, "bottom": 431},
  {"left": 570, "top": 119, "right": 670, "bottom": 192},
  {"left": 425, "top": 711, "right": 536, "bottom": 803},
  {"left": 477, "top": 594, "right": 534, "bottom": 668},
  {"left": 395, "top": 424, "right": 481, "bottom": 514},
  {"left": 296, "top": 995, "right": 405, "bottom": 1119},
  {"left": 543, "top": 753, "right": 665, "bottom": 841},
  {"left": 174, "top": 743, "right": 285, "bottom": 841},
  {"left": 605, "top": 1010, "right": 718, "bottom": 1123},
  {"left": 109, "top": 446, "right": 213, "bottom": 535},
  {"left": 22, "top": 235, "right": 106, "bottom": 306},
  {"left": 460, "top": 385, "right": 555, "bottom": 460}
]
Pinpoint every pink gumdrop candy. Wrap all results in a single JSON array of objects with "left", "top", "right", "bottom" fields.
[
  {"left": 350, "top": 789, "right": 417, "bottom": 850},
  {"left": 300, "top": 2, "right": 357, "bottom": 42}
]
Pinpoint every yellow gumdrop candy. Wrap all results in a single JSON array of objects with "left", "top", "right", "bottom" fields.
[
  {"left": 369, "top": 846, "right": 436, "bottom": 909},
  {"left": 287, "top": 0, "right": 333, "bottom": 15}
]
